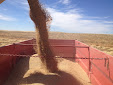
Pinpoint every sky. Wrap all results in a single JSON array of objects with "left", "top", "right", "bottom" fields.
[{"left": 0, "top": 0, "right": 113, "bottom": 34}]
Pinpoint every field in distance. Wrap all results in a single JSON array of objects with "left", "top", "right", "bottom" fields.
[{"left": 0, "top": 30, "right": 113, "bottom": 56}]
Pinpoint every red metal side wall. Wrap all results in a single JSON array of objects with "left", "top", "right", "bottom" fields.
[
  {"left": 49, "top": 39, "right": 75, "bottom": 57},
  {"left": 0, "top": 39, "right": 35, "bottom": 85},
  {"left": 75, "top": 40, "right": 113, "bottom": 85}
]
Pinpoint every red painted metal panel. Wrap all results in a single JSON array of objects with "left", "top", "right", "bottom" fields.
[
  {"left": 49, "top": 39, "right": 75, "bottom": 46},
  {"left": 0, "top": 39, "right": 35, "bottom": 85},
  {"left": 0, "top": 45, "right": 15, "bottom": 84},
  {"left": 75, "top": 40, "right": 113, "bottom": 85},
  {"left": 49, "top": 39, "right": 75, "bottom": 57},
  {"left": 76, "top": 54, "right": 89, "bottom": 74},
  {"left": 91, "top": 63, "right": 113, "bottom": 85},
  {"left": 109, "top": 57, "right": 113, "bottom": 80},
  {"left": 75, "top": 40, "right": 90, "bottom": 74}
]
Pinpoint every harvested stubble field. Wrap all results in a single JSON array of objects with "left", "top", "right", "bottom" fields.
[{"left": 0, "top": 30, "right": 113, "bottom": 56}]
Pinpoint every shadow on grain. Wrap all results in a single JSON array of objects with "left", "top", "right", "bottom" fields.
[{"left": 22, "top": 71, "right": 81, "bottom": 85}]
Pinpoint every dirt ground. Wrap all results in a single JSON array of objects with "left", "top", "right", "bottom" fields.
[{"left": 4, "top": 55, "right": 91, "bottom": 85}]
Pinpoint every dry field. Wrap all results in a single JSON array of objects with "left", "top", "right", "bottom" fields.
[{"left": 0, "top": 30, "right": 113, "bottom": 56}]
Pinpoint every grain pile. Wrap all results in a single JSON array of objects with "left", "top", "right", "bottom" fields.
[
  {"left": 4, "top": 55, "right": 91, "bottom": 85},
  {"left": 27, "top": 0, "right": 58, "bottom": 72}
]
